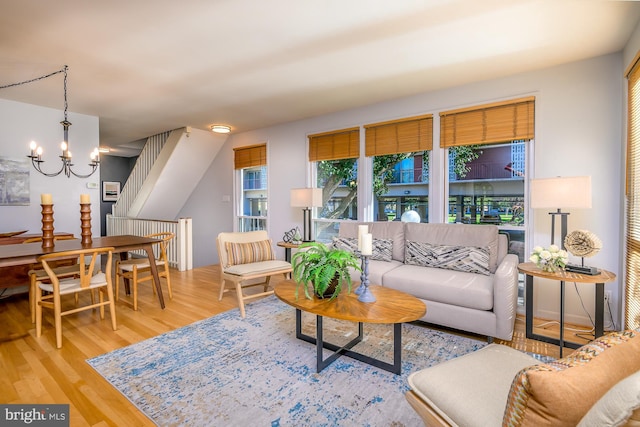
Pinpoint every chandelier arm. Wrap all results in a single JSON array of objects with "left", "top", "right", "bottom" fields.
[
  {"left": 28, "top": 157, "right": 65, "bottom": 177},
  {"left": 68, "top": 163, "right": 99, "bottom": 179}
]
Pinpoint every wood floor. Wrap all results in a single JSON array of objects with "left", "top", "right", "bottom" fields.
[{"left": 0, "top": 265, "right": 592, "bottom": 426}]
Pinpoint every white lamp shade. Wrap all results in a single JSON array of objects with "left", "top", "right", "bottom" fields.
[
  {"left": 290, "top": 188, "right": 323, "bottom": 208},
  {"left": 530, "top": 176, "right": 592, "bottom": 209}
]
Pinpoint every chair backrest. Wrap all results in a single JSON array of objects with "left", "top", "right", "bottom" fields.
[
  {"left": 144, "top": 232, "right": 174, "bottom": 262},
  {"left": 37, "top": 247, "right": 115, "bottom": 290},
  {"left": 217, "top": 230, "right": 269, "bottom": 270}
]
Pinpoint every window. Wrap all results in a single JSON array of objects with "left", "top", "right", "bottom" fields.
[
  {"left": 234, "top": 144, "right": 267, "bottom": 231},
  {"left": 365, "top": 115, "right": 433, "bottom": 223},
  {"left": 441, "top": 97, "right": 534, "bottom": 306},
  {"left": 309, "top": 127, "right": 359, "bottom": 241},
  {"left": 626, "top": 55, "right": 640, "bottom": 330}
]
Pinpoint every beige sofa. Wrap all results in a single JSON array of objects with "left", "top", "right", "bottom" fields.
[{"left": 337, "top": 221, "right": 519, "bottom": 341}]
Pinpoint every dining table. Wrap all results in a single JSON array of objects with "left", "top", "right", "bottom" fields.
[{"left": 0, "top": 235, "right": 167, "bottom": 309}]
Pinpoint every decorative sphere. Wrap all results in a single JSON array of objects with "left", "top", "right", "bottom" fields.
[{"left": 401, "top": 210, "right": 421, "bottom": 223}]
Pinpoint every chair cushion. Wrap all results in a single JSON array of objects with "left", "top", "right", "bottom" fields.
[
  {"left": 503, "top": 329, "right": 640, "bottom": 426},
  {"left": 408, "top": 344, "right": 539, "bottom": 427},
  {"left": 39, "top": 272, "right": 109, "bottom": 294},
  {"left": 578, "top": 370, "right": 640, "bottom": 427},
  {"left": 225, "top": 239, "right": 275, "bottom": 266},
  {"left": 118, "top": 258, "right": 166, "bottom": 271},
  {"left": 404, "top": 241, "right": 490, "bottom": 276},
  {"left": 224, "top": 260, "right": 291, "bottom": 276}
]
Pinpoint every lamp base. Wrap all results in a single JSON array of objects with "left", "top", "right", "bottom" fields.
[{"left": 565, "top": 264, "right": 600, "bottom": 275}]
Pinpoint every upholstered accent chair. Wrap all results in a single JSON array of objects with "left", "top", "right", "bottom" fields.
[{"left": 217, "top": 231, "right": 292, "bottom": 318}]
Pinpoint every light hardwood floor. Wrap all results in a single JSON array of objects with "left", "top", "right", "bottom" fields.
[{"left": 0, "top": 265, "right": 592, "bottom": 426}]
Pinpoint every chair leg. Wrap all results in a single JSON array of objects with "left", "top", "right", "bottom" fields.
[
  {"left": 164, "top": 266, "right": 173, "bottom": 300},
  {"left": 235, "top": 281, "right": 246, "bottom": 318},
  {"left": 53, "top": 291, "right": 63, "bottom": 349},
  {"left": 132, "top": 267, "right": 138, "bottom": 311},
  {"left": 99, "top": 288, "right": 105, "bottom": 319},
  {"left": 29, "top": 274, "right": 37, "bottom": 324},
  {"left": 218, "top": 279, "right": 226, "bottom": 301},
  {"left": 106, "top": 282, "right": 117, "bottom": 331},
  {"left": 35, "top": 286, "right": 43, "bottom": 338},
  {"left": 264, "top": 276, "right": 271, "bottom": 292}
]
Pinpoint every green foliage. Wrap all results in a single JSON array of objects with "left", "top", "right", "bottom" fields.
[
  {"left": 291, "top": 242, "right": 361, "bottom": 300},
  {"left": 450, "top": 145, "right": 482, "bottom": 178}
]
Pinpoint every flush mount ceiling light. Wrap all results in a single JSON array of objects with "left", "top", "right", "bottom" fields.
[{"left": 211, "top": 125, "right": 231, "bottom": 134}]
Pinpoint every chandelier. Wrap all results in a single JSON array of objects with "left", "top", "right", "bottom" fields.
[{"left": 1, "top": 65, "right": 100, "bottom": 178}]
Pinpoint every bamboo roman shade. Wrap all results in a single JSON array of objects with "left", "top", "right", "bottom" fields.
[
  {"left": 440, "top": 96, "right": 535, "bottom": 147},
  {"left": 625, "top": 56, "right": 640, "bottom": 330},
  {"left": 308, "top": 127, "right": 360, "bottom": 162},
  {"left": 364, "top": 115, "right": 433, "bottom": 157},
  {"left": 234, "top": 144, "right": 266, "bottom": 169}
]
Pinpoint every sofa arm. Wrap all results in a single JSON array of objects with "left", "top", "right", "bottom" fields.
[{"left": 493, "top": 253, "right": 519, "bottom": 341}]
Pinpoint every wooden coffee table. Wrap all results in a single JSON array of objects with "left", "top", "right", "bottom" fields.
[{"left": 274, "top": 280, "right": 426, "bottom": 374}]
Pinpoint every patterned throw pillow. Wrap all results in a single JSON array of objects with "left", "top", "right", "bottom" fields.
[
  {"left": 225, "top": 239, "right": 275, "bottom": 266},
  {"left": 502, "top": 330, "right": 640, "bottom": 426},
  {"left": 404, "top": 241, "right": 490, "bottom": 275},
  {"left": 332, "top": 237, "right": 393, "bottom": 262}
]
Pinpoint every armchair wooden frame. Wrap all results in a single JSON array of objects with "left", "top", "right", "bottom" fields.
[
  {"left": 23, "top": 235, "right": 78, "bottom": 323},
  {"left": 217, "top": 231, "right": 292, "bottom": 318},
  {"left": 115, "top": 232, "right": 174, "bottom": 311},
  {"left": 35, "top": 246, "right": 117, "bottom": 349}
]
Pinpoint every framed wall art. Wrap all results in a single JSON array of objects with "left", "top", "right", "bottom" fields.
[{"left": 102, "top": 181, "right": 121, "bottom": 202}]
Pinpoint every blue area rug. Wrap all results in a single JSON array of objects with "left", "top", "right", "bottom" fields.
[{"left": 87, "top": 296, "right": 488, "bottom": 426}]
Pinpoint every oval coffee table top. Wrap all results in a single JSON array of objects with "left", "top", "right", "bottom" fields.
[{"left": 274, "top": 280, "right": 426, "bottom": 324}]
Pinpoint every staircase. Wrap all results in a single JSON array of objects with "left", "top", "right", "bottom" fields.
[{"left": 107, "top": 126, "right": 228, "bottom": 270}]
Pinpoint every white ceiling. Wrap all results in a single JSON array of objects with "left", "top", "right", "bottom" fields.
[{"left": 1, "top": 0, "right": 640, "bottom": 155}]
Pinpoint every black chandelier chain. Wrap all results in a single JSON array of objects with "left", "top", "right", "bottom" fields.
[{"left": 1, "top": 65, "right": 100, "bottom": 178}]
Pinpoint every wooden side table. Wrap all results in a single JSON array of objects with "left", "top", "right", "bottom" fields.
[
  {"left": 277, "top": 241, "right": 300, "bottom": 262},
  {"left": 518, "top": 262, "right": 616, "bottom": 356}
]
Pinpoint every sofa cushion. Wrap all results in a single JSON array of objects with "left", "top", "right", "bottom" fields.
[
  {"left": 339, "top": 221, "right": 405, "bottom": 262},
  {"left": 332, "top": 236, "right": 393, "bottom": 262},
  {"left": 404, "top": 222, "right": 499, "bottom": 273},
  {"left": 382, "top": 264, "right": 493, "bottom": 310},
  {"left": 408, "top": 344, "right": 540, "bottom": 427},
  {"left": 578, "top": 370, "right": 640, "bottom": 427},
  {"left": 503, "top": 330, "right": 640, "bottom": 426},
  {"left": 405, "top": 241, "right": 490, "bottom": 275},
  {"left": 225, "top": 239, "right": 275, "bottom": 266}
]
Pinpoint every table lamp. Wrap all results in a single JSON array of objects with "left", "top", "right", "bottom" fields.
[
  {"left": 290, "top": 188, "right": 323, "bottom": 242},
  {"left": 530, "top": 176, "right": 592, "bottom": 250}
]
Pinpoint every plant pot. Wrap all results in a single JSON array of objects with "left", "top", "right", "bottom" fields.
[{"left": 314, "top": 275, "right": 340, "bottom": 299}]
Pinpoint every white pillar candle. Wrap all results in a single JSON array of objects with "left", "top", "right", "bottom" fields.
[
  {"left": 358, "top": 225, "right": 369, "bottom": 251},
  {"left": 361, "top": 233, "right": 373, "bottom": 256},
  {"left": 40, "top": 194, "right": 53, "bottom": 205},
  {"left": 80, "top": 194, "right": 90, "bottom": 204}
]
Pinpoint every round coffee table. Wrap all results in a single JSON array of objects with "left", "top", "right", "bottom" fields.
[{"left": 274, "top": 280, "right": 426, "bottom": 374}]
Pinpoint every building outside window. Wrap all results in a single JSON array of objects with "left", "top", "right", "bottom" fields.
[{"left": 234, "top": 144, "right": 267, "bottom": 231}]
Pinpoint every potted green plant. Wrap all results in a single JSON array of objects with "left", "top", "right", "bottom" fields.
[{"left": 291, "top": 242, "right": 361, "bottom": 300}]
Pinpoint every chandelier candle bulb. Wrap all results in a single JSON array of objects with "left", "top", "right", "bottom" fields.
[
  {"left": 80, "top": 194, "right": 90, "bottom": 204},
  {"left": 41, "top": 194, "right": 53, "bottom": 205},
  {"left": 361, "top": 233, "right": 373, "bottom": 256},
  {"left": 358, "top": 225, "right": 368, "bottom": 251}
]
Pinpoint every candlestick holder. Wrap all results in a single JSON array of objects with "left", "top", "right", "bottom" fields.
[
  {"left": 354, "top": 250, "right": 365, "bottom": 295},
  {"left": 41, "top": 204, "right": 54, "bottom": 249},
  {"left": 357, "top": 254, "right": 376, "bottom": 303},
  {"left": 80, "top": 203, "right": 92, "bottom": 245}
]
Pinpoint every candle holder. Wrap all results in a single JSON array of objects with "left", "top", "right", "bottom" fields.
[
  {"left": 80, "top": 203, "right": 92, "bottom": 245},
  {"left": 357, "top": 254, "right": 376, "bottom": 303},
  {"left": 41, "top": 204, "right": 54, "bottom": 249},
  {"left": 354, "top": 250, "right": 365, "bottom": 295}
]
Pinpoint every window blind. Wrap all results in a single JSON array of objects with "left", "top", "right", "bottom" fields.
[
  {"left": 308, "top": 127, "right": 360, "bottom": 161},
  {"left": 364, "top": 114, "right": 433, "bottom": 156},
  {"left": 440, "top": 96, "right": 535, "bottom": 147},
  {"left": 626, "top": 55, "right": 640, "bottom": 330},
  {"left": 234, "top": 144, "right": 266, "bottom": 169}
]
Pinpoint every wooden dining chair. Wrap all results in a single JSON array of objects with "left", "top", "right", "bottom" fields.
[
  {"left": 115, "top": 232, "right": 174, "bottom": 311},
  {"left": 35, "top": 246, "right": 117, "bottom": 349},
  {"left": 23, "top": 235, "right": 79, "bottom": 323}
]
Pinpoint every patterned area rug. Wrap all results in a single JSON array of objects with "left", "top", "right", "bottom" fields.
[{"left": 87, "top": 296, "right": 487, "bottom": 426}]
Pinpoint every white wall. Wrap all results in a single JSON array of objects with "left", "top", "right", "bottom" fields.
[
  {"left": 0, "top": 98, "right": 101, "bottom": 238},
  {"left": 181, "top": 52, "right": 625, "bottom": 328}
]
